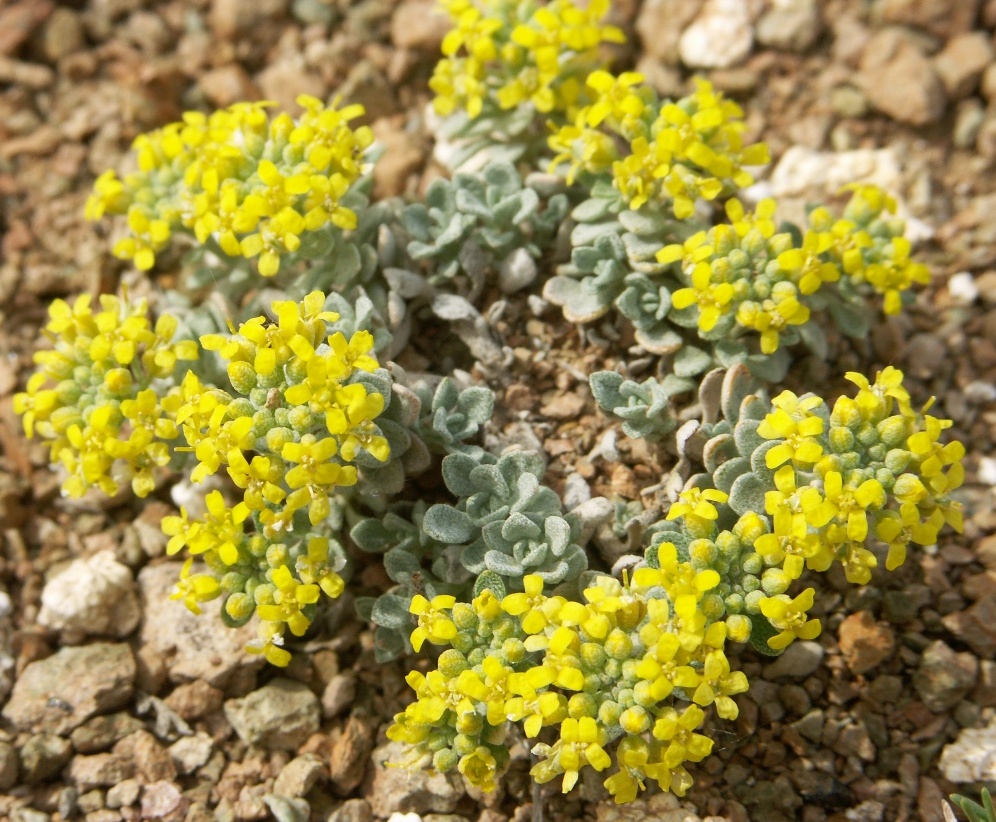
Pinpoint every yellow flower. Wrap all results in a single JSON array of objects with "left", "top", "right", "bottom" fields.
[
  {"left": 295, "top": 536, "right": 346, "bottom": 599},
  {"left": 409, "top": 594, "right": 458, "bottom": 652},
  {"left": 808, "top": 471, "right": 886, "bottom": 542},
  {"left": 246, "top": 620, "right": 292, "bottom": 667},
  {"left": 257, "top": 564, "right": 320, "bottom": 636},
  {"left": 670, "top": 262, "right": 736, "bottom": 332},
  {"left": 459, "top": 747, "right": 498, "bottom": 792},
  {"left": 759, "top": 588, "right": 821, "bottom": 650},
  {"left": 666, "top": 487, "right": 728, "bottom": 523},
  {"left": 501, "top": 574, "right": 548, "bottom": 633},
  {"left": 757, "top": 392, "right": 825, "bottom": 469},
  {"left": 170, "top": 558, "right": 221, "bottom": 615},
  {"left": 554, "top": 717, "right": 612, "bottom": 793}
]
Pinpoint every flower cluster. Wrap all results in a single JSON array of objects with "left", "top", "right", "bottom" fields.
[
  {"left": 654, "top": 186, "right": 929, "bottom": 355},
  {"left": 430, "top": 0, "right": 623, "bottom": 121},
  {"left": 389, "top": 568, "right": 745, "bottom": 804},
  {"left": 393, "top": 367, "right": 965, "bottom": 802},
  {"left": 550, "top": 75, "right": 769, "bottom": 217},
  {"left": 162, "top": 290, "right": 390, "bottom": 664},
  {"left": 85, "top": 96, "right": 373, "bottom": 276},
  {"left": 13, "top": 293, "right": 197, "bottom": 498}
]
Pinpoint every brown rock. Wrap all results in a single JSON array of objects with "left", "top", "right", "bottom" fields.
[
  {"left": 2, "top": 643, "right": 135, "bottom": 734},
  {"left": 199, "top": 65, "right": 261, "bottom": 109},
  {"left": 19, "top": 733, "right": 72, "bottom": 783},
  {"left": 933, "top": 32, "right": 994, "bottom": 100},
  {"left": 36, "top": 7, "right": 85, "bottom": 63},
  {"left": 164, "top": 680, "right": 224, "bottom": 721},
  {"left": 540, "top": 392, "right": 586, "bottom": 420},
  {"left": 859, "top": 30, "right": 947, "bottom": 125},
  {"left": 635, "top": 0, "right": 704, "bottom": 64},
  {"left": 138, "top": 563, "right": 263, "bottom": 689},
  {"left": 912, "top": 640, "right": 979, "bottom": 711},
  {"left": 210, "top": 0, "right": 290, "bottom": 40},
  {"left": 373, "top": 125, "right": 427, "bottom": 200},
  {"left": 69, "top": 752, "right": 136, "bottom": 790},
  {"left": 140, "top": 780, "right": 189, "bottom": 821},
  {"left": 877, "top": 0, "right": 980, "bottom": 39},
  {"left": 114, "top": 731, "right": 176, "bottom": 783},
  {"left": 0, "top": 0, "right": 54, "bottom": 57},
  {"left": 369, "top": 741, "right": 463, "bottom": 817},
  {"left": 256, "top": 60, "right": 326, "bottom": 114},
  {"left": 942, "top": 595, "right": 996, "bottom": 656},
  {"left": 391, "top": 0, "right": 452, "bottom": 51},
  {"left": 328, "top": 715, "right": 376, "bottom": 794},
  {"left": 838, "top": 611, "right": 895, "bottom": 675},
  {"left": 0, "top": 740, "right": 18, "bottom": 791},
  {"left": 70, "top": 712, "right": 145, "bottom": 754},
  {"left": 274, "top": 753, "right": 326, "bottom": 798}
]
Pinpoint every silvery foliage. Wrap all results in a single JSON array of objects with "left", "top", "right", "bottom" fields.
[
  {"left": 589, "top": 371, "right": 693, "bottom": 443},
  {"left": 543, "top": 185, "right": 874, "bottom": 385},
  {"left": 350, "top": 379, "right": 496, "bottom": 661},
  {"left": 401, "top": 162, "right": 571, "bottom": 300},
  {"left": 421, "top": 451, "right": 587, "bottom": 587}
]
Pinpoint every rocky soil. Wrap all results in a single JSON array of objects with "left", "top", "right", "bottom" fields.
[{"left": 1, "top": 1, "right": 996, "bottom": 821}]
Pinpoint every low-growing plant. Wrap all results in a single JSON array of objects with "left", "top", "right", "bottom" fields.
[{"left": 14, "top": 0, "right": 967, "bottom": 811}]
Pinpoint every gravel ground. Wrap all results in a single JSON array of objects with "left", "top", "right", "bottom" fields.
[{"left": 1, "top": 1, "right": 995, "bottom": 821}]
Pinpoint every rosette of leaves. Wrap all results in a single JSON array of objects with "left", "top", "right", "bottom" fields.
[
  {"left": 544, "top": 189, "right": 724, "bottom": 378},
  {"left": 352, "top": 500, "right": 472, "bottom": 660},
  {"left": 589, "top": 371, "right": 692, "bottom": 443},
  {"left": 410, "top": 376, "right": 495, "bottom": 458},
  {"left": 401, "top": 163, "right": 571, "bottom": 299},
  {"left": 420, "top": 450, "right": 586, "bottom": 592}
]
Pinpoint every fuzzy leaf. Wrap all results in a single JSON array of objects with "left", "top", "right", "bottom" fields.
[
  {"left": 748, "top": 614, "right": 783, "bottom": 657},
  {"left": 422, "top": 504, "right": 475, "bottom": 544},
  {"left": 371, "top": 594, "right": 413, "bottom": 630},
  {"left": 673, "top": 345, "right": 713, "bottom": 377},
  {"left": 384, "top": 547, "right": 421, "bottom": 583},
  {"left": 350, "top": 519, "right": 396, "bottom": 553},
  {"left": 713, "top": 456, "right": 750, "bottom": 494},
  {"left": 729, "top": 472, "right": 768, "bottom": 517},
  {"left": 484, "top": 550, "right": 525, "bottom": 577},
  {"left": 474, "top": 571, "right": 506, "bottom": 599},
  {"left": 721, "top": 364, "right": 756, "bottom": 425},
  {"left": 733, "top": 418, "right": 764, "bottom": 457}
]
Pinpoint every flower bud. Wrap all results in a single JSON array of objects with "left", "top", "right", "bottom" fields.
[
  {"left": 761, "top": 568, "right": 790, "bottom": 596},
  {"left": 877, "top": 415, "right": 907, "bottom": 447},
  {"left": 265, "top": 426, "right": 294, "bottom": 453},
  {"left": 580, "top": 642, "right": 606, "bottom": 670},
  {"left": 604, "top": 629, "right": 633, "bottom": 661},
  {"left": 501, "top": 638, "right": 526, "bottom": 665},
  {"left": 701, "top": 593, "right": 725, "bottom": 618},
  {"left": 568, "top": 693, "right": 597, "bottom": 718},
  {"left": 455, "top": 711, "right": 483, "bottom": 735},
  {"left": 220, "top": 571, "right": 247, "bottom": 593},
  {"left": 453, "top": 734, "right": 477, "bottom": 756},
  {"left": 885, "top": 448, "right": 911, "bottom": 475},
  {"left": 742, "top": 553, "right": 763, "bottom": 575},
  {"left": 633, "top": 680, "right": 656, "bottom": 708},
  {"left": 726, "top": 614, "right": 751, "bottom": 643},
  {"left": 288, "top": 405, "right": 311, "bottom": 432},
  {"left": 620, "top": 706, "right": 652, "bottom": 734},
  {"left": 689, "top": 538, "right": 718, "bottom": 566},
  {"left": 829, "top": 426, "right": 854, "bottom": 453},
  {"left": 744, "top": 589, "right": 765, "bottom": 614},
  {"left": 253, "top": 583, "right": 276, "bottom": 606},
  {"left": 438, "top": 649, "right": 469, "bottom": 678},
  {"left": 228, "top": 361, "right": 257, "bottom": 394},
  {"left": 226, "top": 592, "right": 255, "bottom": 621},
  {"left": 266, "top": 543, "right": 289, "bottom": 568},
  {"left": 598, "top": 700, "right": 623, "bottom": 726},
  {"left": 433, "top": 749, "right": 459, "bottom": 773},
  {"left": 831, "top": 396, "right": 861, "bottom": 429},
  {"left": 733, "top": 513, "right": 767, "bottom": 547},
  {"left": 725, "top": 593, "right": 745, "bottom": 614}
]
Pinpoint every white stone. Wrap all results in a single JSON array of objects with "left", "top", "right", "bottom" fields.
[
  {"left": 387, "top": 815, "right": 423, "bottom": 822},
  {"left": 38, "top": 550, "right": 140, "bottom": 638},
  {"left": 498, "top": 248, "right": 538, "bottom": 295},
  {"left": 679, "top": 0, "right": 753, "bottom": 69},
  {"left": 947, "top": 272, "right": 979, "bottom": 304},
  {"left": 562, "top": 472, "right": 592, "bottom": 510},
  {"left": 939, "top": 717, "right": 996, "bottom": 782},
  {"left": 978, "top": 456, "right": 996, "bottom": 486}
]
